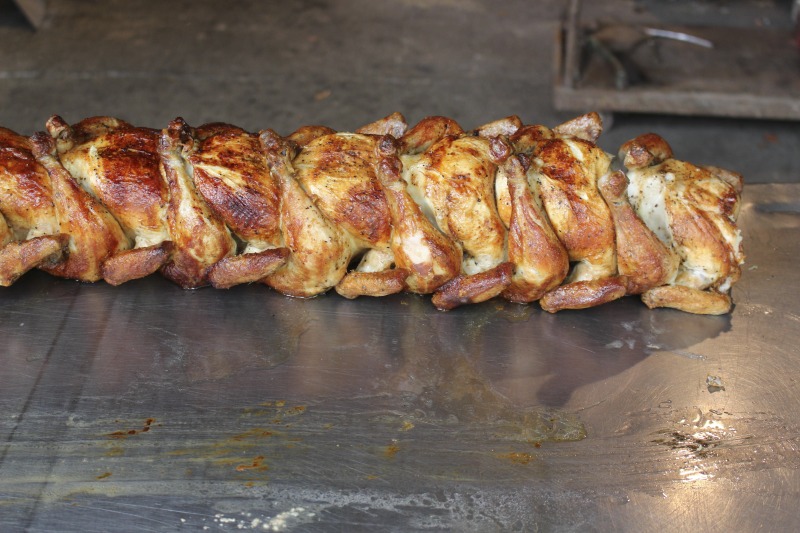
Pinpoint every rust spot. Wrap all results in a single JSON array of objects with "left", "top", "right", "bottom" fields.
[
  {"left": 105, "top": 418, "right": 157, "bottom": 439},
  {"left": 384, "top": 442, "right": 401, "bottom": 459},
  {"left": 231, "top": 429, "right": 273, "bottom": 441},
  {"left": 235, "top": 455, "right": 269, "bottom": 472},
  {"left": 96, "top": 472, "right": 112, "bottom": 480},
  {"left": 496, "top": 452, "right": 535, "bottom": 465}
]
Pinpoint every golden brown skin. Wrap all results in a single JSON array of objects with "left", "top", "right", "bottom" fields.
[
  {"left": 46, "top": 115, "right": 173, "bottom": 285},
  {"left": 374, "top": 136, "right": 461, "bottom": 295},
  {"left": 499, "top": 154, "right": 569, "bottom": 303},
  {"left": 0, "top": 211, "right": 68, "bottom": 286},
  {"left": 185, "top": 122, "right": 289, "bottom": 288},
  {"left": 400, "top": 116, "right": 519, "bottom": 308},
  {"left": 0, "top": 127, "right": 61, "bottom": 240},
  {"left": 0, "top": 112, "right": 744, "bottom": 314},
  {"left": 0, "top": 127, "right": 71, "bottom": 284},
  {"left": 285, "top": 125, "right": 337, "bottom": 148},
  {"left": 355, "top": 112, "right": 408, "bottom": 138},
  {"left": 621, "top": 133, "right": 744, "bottom": 315},
  {"left": 289, "top": 114, "right": 415, "bottom": 299},
  {"left": 158, "top": 118, "right": 236, "bottom": 288},
  {"left": 29, "top": 132, "right": 130, "bottom": 282},
  {"left": 260, "top": 129, "right": 351, "bottom": 297},
  {"left": 513, "top": 113, "right": 626, "bottom": 312}
]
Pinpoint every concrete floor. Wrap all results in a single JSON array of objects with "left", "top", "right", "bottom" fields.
[{"left": 0, "top": 0, "right": 797, "bottom": 183}]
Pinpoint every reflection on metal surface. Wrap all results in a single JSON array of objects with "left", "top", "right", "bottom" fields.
[{"left": 0, "top": 184, "right": 799, "bottom": 530}]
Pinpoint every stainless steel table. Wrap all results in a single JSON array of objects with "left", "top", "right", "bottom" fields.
[{"left": 1, "top": 184, "right": 798, "bottom": 532}]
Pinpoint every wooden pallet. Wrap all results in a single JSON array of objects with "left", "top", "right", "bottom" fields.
[{"left": 553, "top": 4, "right": 800, "bottom": 120}]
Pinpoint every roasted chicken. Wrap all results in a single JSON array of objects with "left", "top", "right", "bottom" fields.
[
  {"left": 0, "top": 112, "right": 744, "bottom": 315},
  {"left": 620, "top": 133, "right": 744, "bottom": 314}
]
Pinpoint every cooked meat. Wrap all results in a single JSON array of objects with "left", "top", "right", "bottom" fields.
[
  {"left": 0, "top": 112, "right": 744, "bottom": 315},
  {"left": 620, "top": 133, "right": 744, "bottom": 314}
]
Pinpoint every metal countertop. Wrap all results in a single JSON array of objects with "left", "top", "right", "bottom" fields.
[{"left": 1, "top": 183, "right": 798, "bottom": 532}]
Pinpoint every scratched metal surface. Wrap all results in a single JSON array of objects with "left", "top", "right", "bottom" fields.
[{"left": 0, "top": 183, "right": 798, "bottom": 532}]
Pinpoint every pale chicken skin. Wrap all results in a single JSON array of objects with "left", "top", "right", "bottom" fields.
[
  {"left": 620, "top": 133, "right": 744, "bottom": 314},
  {"left": 45, "top": 116, "right": 173, "bottom": 285}
]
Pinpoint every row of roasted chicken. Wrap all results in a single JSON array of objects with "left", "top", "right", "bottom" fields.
[{"left": 0, "top": 111, "right": 743, "bottom": 313}]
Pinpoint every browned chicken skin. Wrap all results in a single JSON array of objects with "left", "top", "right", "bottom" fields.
[
  {"left": 184, "top": 122, "right": 289, "bottom": 288},
  {"left": 512, "top": 113, "right": 627, "bottom": 312},
  {"left": 399, "top": 116, "right": 520, "bottom": 309},
  {"left": 158, "top": 118, "right": 237, "bottom": 288},
  {"left": 29, "top": 131, "right": 130, "bottom": 282},
  {"left": 0, "top": 127, "right": 69, "bottom": 285},
  {"left": 0, "top": 112, "right": 744, "bottom": 315},
  {"left": 45, "top": 116, "right": 172, "bottom": 285},
  {"left": 620, "top": 133, "right": 744, "bottom": 314}
]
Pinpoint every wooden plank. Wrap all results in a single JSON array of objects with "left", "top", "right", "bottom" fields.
[{"left": 553, "top": 23, "right": 800, "bottom": 120}]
